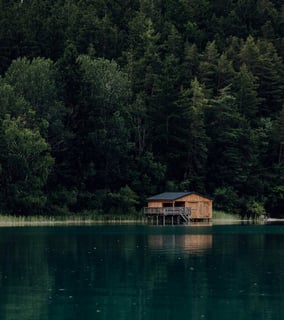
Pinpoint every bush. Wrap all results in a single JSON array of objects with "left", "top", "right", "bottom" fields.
[
  {"left": 246, "top": 200, "right": 266, "bottom": 219},
  {"left": 213, "top": 186, "right": 240, "bottom": 214},
  {"left": 107, "top": 186, "right": 139, "bottom": 214}
]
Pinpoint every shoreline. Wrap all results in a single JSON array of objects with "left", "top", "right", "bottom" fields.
[
  {"left": 0, "top": 218, "right": 147, "bottom": 227},
  {"left": 0, "top": 218, "right": 277, "bottom": 227},
  {"left": 0, "top": 212, "right": 281, "bottom": 227},
  {"left": 0, "top": 215, "right": 149, "bottom": 227}
]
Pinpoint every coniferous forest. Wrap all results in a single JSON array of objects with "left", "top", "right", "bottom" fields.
[{"left": 0, "top": 0, "right": 284, "bottom": 217}]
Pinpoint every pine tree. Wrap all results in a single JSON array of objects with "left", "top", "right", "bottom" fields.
[
  {"left": 167, "top": 78, "right": 209, "bottom": 191},
  {"left": 76, "top": 55, "right": 131, "bottom": 194},
  {"left": 198, "top": 41, "right": 220, "bottom": 95},
  {"left": 233, "top": 63, "right": 260, "bottom": 120},
  {"left": 206, "top": 86, "right": 254, "bottom": 193}
]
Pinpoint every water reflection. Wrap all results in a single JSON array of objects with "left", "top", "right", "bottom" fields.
[
  {"left": 0, "top": 229, "right": 53, "bottom": 320},
  {"left": 0, "top": 225, "right": 284, "bottom": 320},
  {"left": 148, "top": 234, "right": 212, "bottom": 254}
]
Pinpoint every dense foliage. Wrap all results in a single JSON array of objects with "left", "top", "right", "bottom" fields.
[{"left": 0, "top": 0, "right": 283, "bottom": 217}]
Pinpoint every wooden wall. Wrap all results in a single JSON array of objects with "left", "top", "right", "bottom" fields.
[{"left": 148, "top": 201, "right": 163, "bottom": 208}]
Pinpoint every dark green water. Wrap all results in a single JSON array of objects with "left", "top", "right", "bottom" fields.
[{"left": 0, "top": 223, "right": 284, "bottom": 320}]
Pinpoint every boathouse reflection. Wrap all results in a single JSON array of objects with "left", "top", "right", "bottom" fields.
[{"left": 148, "top": 233, "right": 212, "bottom": 254}]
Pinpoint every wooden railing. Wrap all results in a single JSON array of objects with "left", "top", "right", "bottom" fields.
[{"left": 144, "top": 207, "right": 191, "bottom": 216}]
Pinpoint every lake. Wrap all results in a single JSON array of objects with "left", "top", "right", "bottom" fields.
[{"left": 0, "top": 223, "right": 284, "bottom": 320}]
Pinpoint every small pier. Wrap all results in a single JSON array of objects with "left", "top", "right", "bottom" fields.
[{"left": 144, "top": 207, "right": 191, "bottom": 225}]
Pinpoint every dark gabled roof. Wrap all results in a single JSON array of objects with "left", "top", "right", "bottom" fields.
[
  {"left": 147, "top": 192, "right": 213, "bottom": 201},
  {"left": 147, "top": 192, "right": 190, "bottom": 201}
]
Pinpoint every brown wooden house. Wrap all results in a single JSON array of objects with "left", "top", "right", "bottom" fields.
[{"left": 144, "top": 192, "right": 213, "bottom": 224}]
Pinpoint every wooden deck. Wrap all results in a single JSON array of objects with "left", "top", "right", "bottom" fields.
[{"left": 144, "top": 207, "right": 191, "bottom": 225}]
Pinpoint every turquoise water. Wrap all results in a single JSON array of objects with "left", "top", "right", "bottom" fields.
[{"left": 0, "top": 223, "right": 284, "bottom": 320}]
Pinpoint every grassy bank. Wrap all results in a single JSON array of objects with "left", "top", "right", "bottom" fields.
[
  {"left": 0, "top": 212, "right": 147, "bottom": 226},
  {"left": 0, "top": 210, "right": 240, "bottom": 227},
  {"left": 212, "top": 211, "right": 239, "bottom": 220}
]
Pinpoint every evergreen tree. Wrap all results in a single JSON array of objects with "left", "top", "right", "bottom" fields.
[
  {"left": 256, "top": 40, "right": 284, "bottom": 116},
  {"left": 198, "top": 41, "right": 220, "bottom": 95},
  {"left": 240, "top": 36, "right": 284, "bottom": 117},
  {"left": 233, "top": 63, "right": 260, "bottom": 120},
  {"left": 173, "top": 78, "right": 209, "bottom": 191},
  {"left": 206, "top": 87, "right": 254, "bottom": 195},
  {"left": 76, "top": 55, "right": 131, "bottom": 198},
  {"left": 180, "top": 42, "right": 199, "bottom": 87}
]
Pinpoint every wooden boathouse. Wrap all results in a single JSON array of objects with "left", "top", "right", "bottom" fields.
[{"left": 144, "top": 192, "right": 213, "bottom": 225}]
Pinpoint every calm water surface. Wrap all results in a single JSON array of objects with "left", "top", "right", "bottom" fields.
[{"left": 0, "top": 223, "right": 284, "bottom": 320}]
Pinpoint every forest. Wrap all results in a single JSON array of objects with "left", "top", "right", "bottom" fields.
[{"left": 0, "top": 0, "right": 283, "bottom": 217}]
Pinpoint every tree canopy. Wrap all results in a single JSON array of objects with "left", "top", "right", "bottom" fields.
[{"left": 0, "top": 0, "right": 283, "bottom": 217}]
